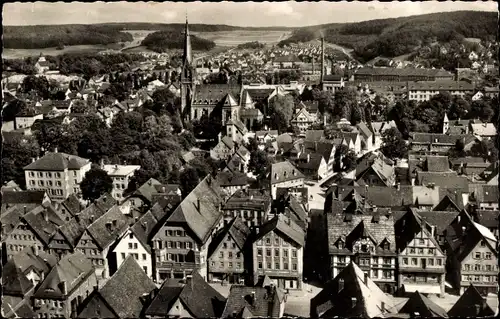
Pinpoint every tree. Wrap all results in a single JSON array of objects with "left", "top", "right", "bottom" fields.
[
  {"left": 104, "top": 83, "right": 129, "bottom": 102},
  {"left": 447, "top": 138, "right": 467, "bottom": 159},
  {"left": 249, "top": 150, "right": 272, "bottom": 177},
  {"left": 1, "top": 135, "right": 40, "bottom": 188},
  {"left": 313, "top": 89, "right": 335, "bottom": 115},
  {"left": 179, "top": 167, "right": 200, "bottom": 197},
  {"left": 334, "top": 144, "right": 356, "bottom": 172},
  {"left": 268, "top": 95, "right": 295, "bottom": 133},
  {"left": 80, "top": 168, "right": 113, "bottom": 202},
  {"left": 2, "top": 99, "right": 28, "bottom": 122},
  {"left": 334, "top": 88, "right": 358, "bottom": 120},
  {"left": 380, "top": 127, "right": 408, "bottom": 160},
  {"left": 21, "top": 75, "right": 52, "bottom": 99}
]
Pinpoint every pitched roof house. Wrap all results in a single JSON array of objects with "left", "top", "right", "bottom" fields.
[{"left": 222, "top": 284, "right": 286, "bottom": 318}]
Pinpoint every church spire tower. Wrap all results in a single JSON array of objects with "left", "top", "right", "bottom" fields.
[{"left": 180, "top": 13, "right": 195, "bottom": 119}]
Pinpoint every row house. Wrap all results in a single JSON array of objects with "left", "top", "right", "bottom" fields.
[
  {"left": 444, "top": 210, "right": 498, "bottom": 296},
  {"left": 395, "top": 210, "right": 446, "bottom": 296},
  {"left": 409, "top": 132, "right": 476, "bottom": 155},
  {"left": 24, "top": 150, "right": 91, "bottom": 202},
  {"left": 76, "top": 205, "right": 131, "bottom": 280},
  {"left": 208, "top": 217, "right": 251, "bottom": 284},
  {"left": 468, "top": 184, "right": 499, "bottom": 211},
  {"left": 252, "top": 215, "right": 305, "bottom": 290},
  {"left": 270, "top": 161, "right": 305, "bottom": 199},
  {"left": 353, "top": 67, "right": 454, "bottom": 82},
  {"left": 32, "top": 252, "right": 98, "bottom": 318},
  {"left": 152, "top": 175, "right": 225, "bottom": 281},
  {"left": 326, "top": 200, "right": 398, "bottom": 293},
  {"left": 221, "top": 189, "right": 272, "bottom": 228}
]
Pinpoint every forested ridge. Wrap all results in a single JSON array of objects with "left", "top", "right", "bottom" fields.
[{"left": 141, "top": 31, "right": 216, "bottom": 52}]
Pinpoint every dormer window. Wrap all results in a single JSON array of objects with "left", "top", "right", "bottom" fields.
[{"left": 337, "top": 239, "right": 344, "bottom": 249}]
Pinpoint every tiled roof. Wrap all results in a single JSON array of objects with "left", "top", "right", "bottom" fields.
[
  {"left": 1, "top": 204, "right": 39, "bottom": 240},
  {"left": 60, "top": 194, "right": 83, "bottom": 216},
  {"left": 305, "top": 130, "right": 325, "bottom": 143},
  {"left": 221, "top": 135, "right": 235, "bottom": 149},
  {"left": 10, "top": 246, "right": 57, "bottom": 276},
  {"left": 209, "top": 217, "right": 251, "bottom": 257},
  {"left": 2, "top": 261, "right": 34, "bottom": 296},
  {"left": 448, "top": 284, "right": 495, "bottom": 317},
  {"left": 474, "top": 210, "right": 499, "bottom": 229},
  {"left": 130, "top": 211, "right": 159, "bottom": 254},
  {"left": 216, "top": 171, "right": 249, "bottom": 187},
  {"left": 356, "top": 121, "right": 373, "bottom": 140},
  {"left": 425, "top": 156, "right": 450, "bottom": 172},
  {"left": 355, "top": 67, "right": 453, "bottom": 78},
  {"left": 87, "top": 205, "right": 131, "bottom": 250},
  {"left": 271, "top": 161, "right": 304, "bottom": 185},
  {"left": 131, "top": 178, "right": 162, "bottom": 203},
  {"left": 408, "top": 81, "right": 475, "bottom": 91},
  {"left": 2, "top": 190, "right": 47, "bottom": 205},
  {"left": 145, "top": 272, "right": 226, "bottom": 318},
  {"left": 2, "top": 296, "right": 36, "bottom": 318},
  {"left": 294, "top": 153, "right": 325, "bottom": 173},
  {"left": 222, "top": 285, "right": 283, "bottom": 318},
  {"left": 96, "top": 256, "right": 156, "bottom": 318},
  {"left": 223, "top": 189, "right": 272, "bottom": 211},
  {"left": 416, "top": 171, "right": 468, "bottom": 190},
  {"left": 23, "top": 205, "right": 64, "bottom": 245},
  {"left": 410, "top": 133, "right": 475, "bottom": 146},
  {"left": 274, "top": 54, "right": 301, "bottom": 63},
  {"left": 371, "top": 121, "right": 398, "bottom": 135},
  {"left": 256, "top": 215, "right": 305, "bottom": 247},
  {"left": 34, "top": 252, "right": 94, "bottom": 299},
  {"left": 469, "top": 184, "right": 499, "bottom": 203},
  {"left": 102, "top": 164, "right": 141, "bottom": 177},
  {"left": 167, "top": 175, "right": 224, "bottom": 243},
  {"left": 311, "top": 261, "right": 397, "bottom": 318},
  {"left": 24, "top": 152, "right": 89, "bottom": 171},
  {"left": 193, "top": 84, "right": 242, "bottom": 105},
  {"left": 399, "top": 291, "right": 448, "bottom": 317}
]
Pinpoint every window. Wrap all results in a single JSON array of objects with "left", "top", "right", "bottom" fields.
[
  {"left": 167, "top": 241, "right": 172, "bottom": 249},
  {"left": 133, "top": 243, "right": 138, "bottom": 249},
  {"left": 428, "top": 248, "right": 435, "bottom": 255},
  {"left": 480, "top": 240, "right": 486, "bottom": 247},
  {"left": 474, "top": 264, "right": 481, "bottom": 271},
  {"left": 56, "top": 181, "right": 62, "bottom": 187},
  {"left": 129, "top": 233, "right": 133, "bottom": 239},
  {"left": 284, "top": 262, "right": 289, "bottom": 270},
  {"left": 186, "top": 242, "right": 192, "bottom": 249},
  {"left": 143, "top": 266, "right": 148, "bottom": 273},
  {"left": 411, "top": 258, "right": 417, "bottom": 266},
  {"left": 409, "top": 248, "right": 416, "bottom": 254},
  {"left": 219, "top": 251, "right": 224, "bottom": 258},
  {"left": 464, "top": 264, "right": 470, "bottom": 271},
  {"left": 267, "top": 262, "right": 272, "bottom": 269},
  {"left": 228, "top": 252, "right": 233, "bottom": 258},
  {"left": 121, "top": 253, "right": 126, "bottom": 259},
  {"left": 292, "top": 263, "right": 297, "bottom": 271},
  {"left": 486, "top": 265, "right": 492, "bottom": 271},
  {"left": 258, "top": 262, "right": 263, "bottom": 269},
  {"left": 167, "top": 230, "right": 173, "bottom": 236},
  {"left": 437, "top": 259, "right": 442, "bottom": 266},
  {"left": 474, "top": 275, "right": 480, "bottom": 282},
  {"left": 266, "top": 249, "right": 271, "bottom": 257},
  {"left": 474, "top": 252, "right": 482, "bottom": 259},
  {"left": 274, "top": 237, "right": 279, "bottom": 245},
  {"left": 128, "top": 243, "right": 133, "bottom": 249},
  {"left": 134, "top": 253, "right": 139, "bottom": 260},
  {"left": 220, "top": 262, "right": 224, "bottom": 268},
  {"left": 229, "top": 262, "right": 233, "bottom": 268},
  {"left": 283, "top": 249, "right": 288, "bottom": 258},
  {"left": 428, "top": 258, "right": 434, "bottom": 266},
  {"left": 266, "top": 238, "right": 271, "bottom": 245},
  {"left": 485, "top": 252, "right": 492, "bottom": 260},
  {"left": 237, "top": 262, "right": 241, "bottom": 269},
  {"left": 292, "top": 249, "right": 297, "bottom": 258},
  {"left": 176, "top": 230, "right": 183, "bottom": 236},
  {"left": 274, "top": 248, "right": 279, "bottom": 257},
  {"left": 257, "top": 248, "right": 262, "bottom": 256},
  {"left": 176, "top": 242, "right": 181, "bottom": 249},
  {"left": 419, "top": 239, "right": 425, "bottom": 245},
  {"left": 418, "top": 248, "right": 424, "bottom": 254},
  {"left": 232, "top": 243, "right": 237, "bottom": 249},
  {"left": 275, "top": 262, "right": 280, "bottom": 270},
  {"left": 403, "top": 258, "right": 408, "bottom": 265},
  {"left": 383, "top": 270, "right": 392, "bottom": 279},
  {"left": 39, "top": 180, "right": 44, "bottom": 186},
  {"left": 142, "top": 254, "right": 147, "bottom": 260}
]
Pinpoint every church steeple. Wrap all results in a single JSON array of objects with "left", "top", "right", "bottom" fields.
[{"left": 183, "top": 15, "right": 192, "bottom": 66}]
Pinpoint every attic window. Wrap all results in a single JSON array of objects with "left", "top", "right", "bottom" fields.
[{"left": 337, "top": 239, "right": 344, "bottom": 249}]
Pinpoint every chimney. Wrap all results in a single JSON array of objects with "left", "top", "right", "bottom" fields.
[
  {"left": 396, "top": 182, "right": 401, "bottom": 191},
  {"left": 197, "top": 198, "right": 201, "bottom": 210},
  {"left": 43, "top": 211, "right": 49, "bottom": 222},
  {"left": 148, "top": 180, "right": 152, "bottom": 186},
  {"left": 33, "top": 245, "right": 39, "bottom": 256},
  {"left": 307, "top": 154, "right": 311, "bottom": 163},
  {"left": 106, "top": 222, "right": 112, "bottom": 232},
  {"left": 251, "top": 291, "right": 256, "bottom": 304},
  {"left": 112, "top": 220, "right": 117, "bottom": 228},
  {"left": 364, "top": 272, "right": 369, "bottom": 285},
  {"left": 430, "top": 225, "right": 436, "bottom": 238},
  {"left": 381, "top": 302, "right": 386, "bottom": 312},
  {"left": 23, "top": 205, "right": 27, "bottom": 214},
  {"left": 60, "top": 281, "right": 67, "bottom": 295},
  {"left": 54, "top": 147, "right": 58, "bottom": 153},
  {"left": 31, "top": 158, "right": 36, "bottom": 163},
  {"left": 161, "top": 186, "right": 166, "bottom": 193}
]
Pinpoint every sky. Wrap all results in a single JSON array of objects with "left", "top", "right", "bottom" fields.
[{"left": 3, "top": 1, "right": 498, "bottom": 27}]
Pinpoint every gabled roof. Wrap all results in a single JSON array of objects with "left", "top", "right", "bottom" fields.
[
  {"left": 131, "top": 178, "right": 162, "bottom": 203},
  {"left": 399, "top": 291, "right": 448, "bottom": 317},
  {"left": 10, "top": 246, "right": 57, "bottom": 277},
  {"left": 167, "top": 175, "right": 223, "bottom": 243},
  {"left": 255, "top": 215, "right": 305, "bottom": 247},
  {"left": 222, "top": 285, "right": 283, "bottom": 318},
  {"left": 1, "top": 204, "right": 38, "bottom": 240},
  {"left": 129, "top": 211, "right": 159, "bottom": 254},
  {"left": 1, "top": 261, "right": 34, "bottom": 296},
  {"left": 356, "top": 121, "right": 373, "bottom": 140},
  {"left": 416, "top": 210, "right": 459, "bottom": 236},
  {"left": 145, "top": 271, "right": 226, "bottom": 318},
  {"left": 2, "top": 190, "right": 47, "bottom": 205},
  {"left": 271, "top": 161, "right": 305, "bottom": 185},
  {"left": 216, "top": 171, "right": 249, "bottom": 187},
  {"left": 395, "top": 210, "right": 443, "bottom": 253},
  {"left": 96, "top": 256, "right": 157, "bottom": 318},
  {"left": 34, "top": 252, "right": 94, "bottom": 299},
  {"left": 305, "top": 130, "right": 325, "bottom": 143},
  {"left": 87, "top": 205, "right": 131, "bottom": 251},
  {"left": 221, "top": 135, "right": 235, "bottom": 149},
  {"left": 311, "top": 261, "right": 397, "bottom": 318},
  {"left": 448, "top": 284, "right": 495, "bottom": 317},
  {"left": 209, "top": 217, "right": 251, "bottom": 258},
  {"left": 24, "top": 152, "right": 89, "bottom": 171},
  {"left": 416, "top": 171, "right": 468, "bottom": 190},
  {"left": 23, "top": 205, "right": 64, "bottom": 245},
  {"left": 425, "top": 156, "right": 450, "bottom": 172}
]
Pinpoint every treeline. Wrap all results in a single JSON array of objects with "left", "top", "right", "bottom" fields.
[
  {"left": 141, "top": 31, "right": 216, "bottom": 52},
  {"left": 3, "top": 53, "right": 146, "bottom": 78},
  {"left": 319, "top": 10, "right": 498, "bottom": 62},
  {"left": 95, "top": 22, "right": 292, "bottom": 32},
  {"left": 277, "top": 29, "right": 317, "bottom": 47},
  {"left": 236, "top": 41, "right": 265, "bottom": 50},
  {"left": 3, "top": 25, "right": 133, "bottom": 49}
]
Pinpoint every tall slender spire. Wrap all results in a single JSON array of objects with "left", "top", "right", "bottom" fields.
[
  {"left": 320, "top": 37, "right": 325, "bottom": 83},
  {"left": 183, "top": 13, "right": 192, "bottom": 66}
]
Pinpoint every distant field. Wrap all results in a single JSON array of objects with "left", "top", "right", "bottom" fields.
[{"left": 193, "top": 30, "right": 293, "bottom": 47}]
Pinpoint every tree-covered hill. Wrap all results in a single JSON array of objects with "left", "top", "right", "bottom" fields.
[
  {"left": 3, "top": 25, "right": 134, "bottom": 49},
  {"left": 141, "top": 31, "right": 216, "bottom": 52}
]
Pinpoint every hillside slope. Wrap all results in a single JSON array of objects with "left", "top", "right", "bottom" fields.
[{"left": 141, "top": 31, "right": 216, "bottom": 52}]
